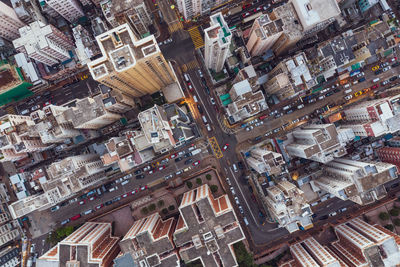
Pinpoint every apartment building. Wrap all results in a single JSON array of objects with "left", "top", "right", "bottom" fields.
[
  {"left": 377, "top": 146, "right": 400, "bottom": 172},
  {"left": 312, "top": 159, "right": 397, "bottom": 205},
  {"left": 72, "top": 25, "right": 101, "bottom": 65},
  {"left": 11, "top": 0, "right": 46, "bottom": 24},
  {"left": 38, "top": 222, "right": 120, "bottom": 266},
  {"left": 0, "top": 215, "right": 20, "bottom": 248},
  {"left": 0, "top": 2, "right": 25, "bottom": 41},
  {"left": 13, "top": 21, "right": 74, "bottom": 66},
  {"left": 265, "top": 181, "right": 313, "bottom": 233},
  {"left": 117, "top": 213, "right": 178, "bottom": 266},
  {"left": 30, "top": 105, "right": 80, "bottom": 144},
  {"left": 204, "top": 12, "right": 232, "bottom": 72},
  {"left": 226, "top": 79, "right": 268, "bottom": 123},
  {"left": 99, "top": 84, "right": 136, "bottom": 113},
  {"left": 42, "top": 0, "right": 84, "bottom": 22},
  {"left": 0, "top": 247, "right": 20, "bottom": 267},
  {"left": 176, "top": 0, "right": 230, "bottom": 19},
  {"left": 246, "top": 148, "right": 285, "bottom": 175},
  {"left": 280, "top": 217, "right": 400, "bottom": 266},
  {"left": 285, "top": 124, "right": 347, "bottom": 163},
  {"left": 266, "top": 52, "right": 316, "bottom": 100},
  {"left": 63, "top": 96, "right": 122, "bottom": 129},
  {"left": 111, "top": 0, "right": 152, "bottom": 37},
  {"left": 174, "top": 184, "right": 245, "bottom": 267},
  {"left": 0, "top": 114, "right": 50, "bottom": 162},
  {"left": 233, "top": 65, "right": 259, "bottom": 90},
  {"left": 88, "top": 24, "right": 175, "bottom": 97}
]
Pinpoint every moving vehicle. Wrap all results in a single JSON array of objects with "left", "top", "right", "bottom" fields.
[
  {"left": 50, "top": 206, "right": 60, "bottom": 212},
  {"left": 222, "top": 143, "right": 229, "bottom": 151}
]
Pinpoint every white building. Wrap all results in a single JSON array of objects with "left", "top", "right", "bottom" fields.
[
  {"left": 176, "top": 0, "right": 230, "bottom": 19},
  {"left": 204, "top": 12, "right": 231, "bottom": 72},
  {"left": 0, "top": 2, "right": 25, "bottom": 41},
  {"left": 11, "top": 0, "right": 47, "bottom": 24},
  {"left": 72, "top": 25, "right": 100, "bottom": 65},
  {"left": 43, "top": 0, "right": 84, "bottom": 22},
  {"left": 246, "top": 148, "right": 285, "bottom": 175},
  {"left": 14, "top": 53, "right": 42, "bottom": 85},
  {"left": 285, "top": 124, "right": 347, "bottom": 163},
  {"left": 13, "top": 21, "right": 74, "bottom": 66},
  {"left": 312, "top": 159, "right": 398, "bottom": 205}
]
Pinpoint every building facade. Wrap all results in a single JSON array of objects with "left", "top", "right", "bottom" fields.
[
  {"left": 0, "top": 2, "right": 26, "bottom": 41},
  {"left": 246, "top": 148, "right": 285, "bottom": 175},
  {"left": 43, "top": 0, "right": 84, "bottom": 22},
  {"left": 176, "top": 0, "right": 230, "bottom": 19}
]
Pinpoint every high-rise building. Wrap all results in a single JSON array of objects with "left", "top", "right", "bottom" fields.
[
  {"left": 0, "top": 2, "right": 25, "bottom": 41},
  {"left": 38, "top": 222, "right": 120, "bottom": 266},
  {"left": 72, "top": 25, "right": 101, "bottom": 65},
  {"left": 11, "top": 0, "right": 47, "bottom": 24},
  {"left": 174, "top": 184, "right": 245, "bottom": 266},
  {"left": 312, "top": 159, "right": 397, "bottom": 205},
  {"left": 13, "top": 21, "right": 74, "bottom": 66},
  {"left": 246, "top": 148, "right": 285, "bottom": 175},
  {"left": 204, "top": 12, "right": 232, "bottom": 72},
  {"left": 88, "top": 24, "right": 175, "bottom": 97},
  {"left": 377, "top": 146, "right": 400, "bottom": 172},
  {"left": 42, "top": 0, "right": 84, "bottom": 23},
  {"left": 176, "top": 0, "right": 229, "bottom": 19},
  {"left": 285, "top": 124, "right": 347, "bottom": 163}
]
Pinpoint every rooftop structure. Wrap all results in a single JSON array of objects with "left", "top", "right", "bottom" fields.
[
  {"left": 174, "top": 184, "right": 245, "bottom": 266},
  {"left": 13, "top": 21, "right": 74, "bottom": 66},
  {"left": 38, "top": 222, "right": 120, "bottom": 266},
  {"left": 377, "top": 146, "right": 400, "bottom": 172},
  {"left": 0, "top": 2, "right": 25, "bottom": 41},
  {"left": 88, "top": 24, "right": 175, "bottom": 97},
  {"left": 176, "top": 0, "right": 230, "bottom": 19},
  {"left": 265, "top": 181, "right": 313, "bottom": 233},
  {"left": 226, "top": 80, "right": 268, "bottom": 123},
  {"left": 312, "top": 159, "right": 398, "bottom": 205},
  {"left": 246, "top": 148, "right": 285, "bottom": 175},
  {"left": 99, "top": 84, "right": 136, "bottom": 114},
  {"left": 233, "top": 65, "right": 259, "bottom": 90},
  {"left": 119, "top": 213, "right": 178, "bottom": 266},
  {"left": 43, "top": 0, "right": 84, "bottom": 22},
  {"left": 72, "top": 25, "right": 101, "bottom": 66},
  {"left": 285, "top": 124, "right": 347, "bottom": 163},
  {"left": 204, "top": 12, "right": 232, "bottom": 72},
  {"left": 11, "top": 0, "right": 46, "bottom": 24}
]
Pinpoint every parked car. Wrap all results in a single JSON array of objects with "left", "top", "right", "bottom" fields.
[
  {"left": 61, "top": 219, "right": 70, "bottom": 225},
  {"left": 184, "top": 158, "right": 193, "bottom": 165},
  {"left": 50, "top": 206, "right": 60, "bottom": 212},
  {"left": 234, "top": 197, "right": 240, "bottom": 205},
  {"left": 226, "top": 178, "right": 232, "bottom": 186},
  {"left": 222, "top": 143, "right": 229, "bottom": 151},
  {"left": 192, "top": 160, "right": 200, "bottom": 166},
  {"left": 230, "top": 187, "right": 236, "bottom": 195},
  {"left": 136, "top": 174, "right": 145, "bottom": 179}
]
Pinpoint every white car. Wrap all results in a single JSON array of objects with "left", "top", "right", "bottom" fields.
[
  {"left": 230, "top": 187, "right": 236, "bottom": 195},
  {"left": 210, "top": 97, "right": 216, "bottom": 105},
  {"left": 318, "top": 95, "right": 325, "bottom": 100},
  {"left": 383, "top": 66, "right": 391, "bottom": 72},
  {"left": 344, "top": 95, "right": 353, "bottom": 101},
  {"left": 255, "top": 122, "right": 261, "bottom": 127},
  {"left": 143, "top": 166, "right": 151, "bottom": 172},
  {"left": 238, "top": 205, "right": 244, "bottom": 214},
  {"left": 226, "top": 178, "right": 232, "bottom": 186},
  {"left": 356, "top": 72, "right": 365, "bottom": 78},
  {"left": 234, "top": 197, "right": 240, "bottom": 205}
]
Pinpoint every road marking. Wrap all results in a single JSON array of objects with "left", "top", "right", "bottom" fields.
[
  {"left": 168, "top": 21, "right": 183, "bottom": 34},
  {"left": 187, "top": 26, "right": 204, "bottom": 49},
  {"left": 208, "top": 136, "right": 223, "bottom": 159},
  {"left": 191, "top": 77, "right": 214, "bottom": 124},
  {"left": 228, "top": 167, "right": 258, "bottom": 225}
]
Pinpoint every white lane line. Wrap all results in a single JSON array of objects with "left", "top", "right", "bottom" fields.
[
  {"left": 191, "top": 75, "right": 214, "bottom": 124},
  {"left": 228, "top": 167, "right": 258, "bottom": 225}
]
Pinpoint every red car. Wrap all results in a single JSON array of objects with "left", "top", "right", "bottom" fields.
[
  {"left": 70, "top": 214, "right": 81, "bottom": 221},
  {"left": 43, "top": 101, "right": 51, "bottom": 107},
  {"left": 259, "top": 114, "right": 268, "bottom": 120},
  {"left": 122, "top": 193, "right": 129, "bottom": 198},
  {"left": 371, "top": 84, "right": 379, "bottom": 90},
  {"left": 222, "top": 143, "right": 229, "bottom": 151},
  {"left": 242, "top": 4, "right": 251, "bottom": 9},
  {"left": 95, "top": 204, "right": 103, "bottom": 210},
  {"left": 140, "top": 185, "right": 148, "bottom": 191},
  {"left": 158, "top": 165, "right": 166, "bottom": 171},
  {"left": 89, "top": 196, "right": 96, "bottom": 201},
  {"left": 192, "top": 160, "right": 200, "bottom": 166},
  {"left": 170, "top": 153, "right": 177, "bottom": 159}
]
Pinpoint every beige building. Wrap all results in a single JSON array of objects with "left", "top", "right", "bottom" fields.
[
  {"left": 233, "top": 65, "right": 258, "bottom": 90},
  {"left": 265, "top": 73, "right": 295, "bottom": 100},
  {"left": 0, "top": 2, "right": 25, "bottom": 41},
  {"left": 88, "top": 24, "right": 175, "bottom": 97},
  {"left": 99, "top": 84, "right": 136, "bottom": 113},
  {"left": 246, "top": 148, "right": 285, "bottom": 175},
  {"left": 63, "top": 95, "right": 122, "bottom": 129},
  {"left": 265, "top": 181, "right": 313, "bottom": 233},
  {"left": 0, "top": 114, "right": 49, "bottom": 162}
]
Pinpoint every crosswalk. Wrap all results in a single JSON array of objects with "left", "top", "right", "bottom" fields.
[
  {"left": 182, "top": 60, "right": 199, "bottom": 72},
  {"left": 208, "top": 136, "right": 223, "bottom": 159},
  {"left": 188, "top": 26, "right": 204, "bottom": 49},
  {"left": 5, "top": 106, "right": 15, "bottom": 115},
  {"left": 168, "top": 21, "right": 183, "bottom": 34}
]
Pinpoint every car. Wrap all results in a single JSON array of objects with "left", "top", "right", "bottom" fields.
[
  {"left": 95, "top": 204, "right": 103, "bottom": 210},
  {"left": 140, "top": 185, "right": 148, "bottom": 191},
  {"left": 184, "top": 153, "right": 191, "bottom": 158},
  {"left": 31, "top": 105, "right": 40, "bottom": 111},
  {"left": 318, "top": 215, "right": 329, "bottom": 220},
  {"left": 338, "top": 207, "right": 347, "bottom": 213},
  {"left": 297, "top": 104, "right": 304, "bottom": 109},
  {"left": 234, "top": 197, "right": 240, "bottom": 205},
  {"left": 122, "top": 193, "right": 129, "bottom": 198},
  {"left": 197, "top": 104, "right": 203, "bottom": 114},
  {"left": 237, "top": 161, "right": 244, "bottom": 169},
  {"left": 124, "top": 174, "right": 132, "bottom": 179},
  {"left": 226, "top": 178, "right": 232, "bottom": 186},
  {"left": 50, "top": 206, "right": 60, "bottom": 212},
  {"left": 265, "top": 131, "right": 272, "bottom": 137},
  {"left": 116, "top": 177, "right": 123, "bottom": 184},
  {"left": 70, "top": 214, "right": 81, "bottom": 221},
  {"left": 176, "top": 170, "right": 183, "bottom": 175},
  {"left": 318, "top": 95, "right": 325, "bottom": 100},
  {"left": 371, "top": 84, "right": 379, "bottom": 90},
  {"left": 286, "top": 109, "right": 293, "bottom": 114},
  {"left": 43, "top": 101, "right": 51, "bottom": 107},
  {"left": 178, "top": 151, "right": 185, "bottom": 156},
  {"left": 392, "top": 62, "right": 400, "bottom": 68},
  {"left": 197, "top": 69, "right": 203, "bottom": 78},
  {"left": 273, "top": 127, "right": 281, "bottom": 133},
  {"left": 375, "top": 69, "right": 383, "bottom": 75},
  {"left": 184, "top": 158, "right": 193, "bottom": 165},
  {"left": 79, "top": 200, "right": 85, "bottom": 205},
  {"left": 362, "top": 88, "right": 371, "bottom": 94},
  {"left": 158, "top": 165, "right": 166, "bottom": 171},
  {"left": 143, "top": 166, "right": 151, "bottom": 172},
  {"left": 381, "top": 80, "right": 390, "bottom": 86},
  {"left": 381, "top": 62, "right": 390, "bottom": 68},
  {"left": 390, "top": 76, "right": 398, "bottom": 82},
  {"left": 263, "top": 3, "right": 271, "bottom": 10},
  {"left": 170, "top": 153, "right": 177, "bottom": 159},
  {"left": 253, "top": 6, "right": 262, "bottom": 12},
  {"left": 255, "top": 122, "right": 261, "bottom": 127},
  {"left": 354, "top": 91, "right": 363, "bottom": 97},
  {"left": 356, "top": 72, "right": 365, "bottom": 78},
  {"left": 230, "top": 187, "right": 236, "bottom": 195},
  {"left": 61, "top": 219, "right": 70, "bottom": 225},
  {"left": 383, "top": 66, "right": 391, "bottom": 72},
  {"left": 326, "top": 91, "right": 334, "bottom": 97},
  {"left": 292, "top": 118, "right": 299, "bottom": 124},
  {"left": 192, "top": 160, "right": 200, "bottom": 166},
  {"left": 148, "top": 169, "right": 155, "bottom": 175},
  {"left": 134, "top": 169, "right": 142, "bottom": 175},
  {"left": 112, "top": 196, "right": 121, "bottom": 202},
  {"left": 329, "top": 211, "right": 337, "bottom": 217},
  {"left": 136, "top": 174, "right": 145, "bottom": 179},
  {"left": 222, "top": 143, "right": 229, "bottom": 151},
  {"left": 344, "top": 95, "right": 353, "bottom": 101},
  {"left": 175, "top": 157, "right": 183, "bottom": 163},
  {"left": 89, "top": 196, "right": 96, "bottom": 201},
  {"left": 372, "top": 65, "right": 380, "bottom": 71},
  {"left": 242, "top": 12, "right": 250, "bottom": 18},
  {"left": 210, "top": 97, "right": 216, "bottom": 105},
  {"left": 238, "top": 205, "right": 244, "bottom": 214},
  {"left": 131, "top": 189, "right": 138, "bottom": 195},
  {"left": 358, "top": 77, "right": 366, "bottom": 82},
  {"left": 104, "top": 200, "right": 113, "bottom": 206},
  {"left": 308, "top": 98, "right": 316, "bottom": 103},
  {"left": 69, "top": 198, "right": 78, "bottom": 204},
  {"left": 164, "top": 174, "right": 173, "bottom": 180}
]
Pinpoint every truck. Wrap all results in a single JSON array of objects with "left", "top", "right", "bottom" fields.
[{"left": 190, "top": 149, "right": 202, "bottom": 156}]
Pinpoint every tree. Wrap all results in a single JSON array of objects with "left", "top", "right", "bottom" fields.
[
  {"left": 158, "top": 200, "right": 164, "bottom": 207},
  {"left": 385, "top": 224, "right": 394, "bottom": 231},
  {"left": 210, "top": 185, "right": 218, "bottom": 193},
  {"left": 390, "top": 209, "right": 399, "bottom": 217},
  {"left": 186, "top": 181, "right": 193, "bottom": 189},
  {"left": 233, "top": 242, "right": 256, "bottom": 267},
  {"left": 206, "top": 174, "right": 212, "bottom": 180},
  {"left": 168, "top": 205, "right": 175, "bottom": 211},
  {"left": 196, "top": 178, "right": 202, "bottom": 185},
  {"left": 379, "top": 212, "right": 390, "bottom": 221},
  {"left": 162, "top": 208, "right": 168, "bottom": 215},
  {"left": 149, "top": 203, "right": 156, "bottom": 211},
  {"left": 394, "top": 218, "right": 400, "bottom": 226},
  {"left": 141, "top": 207, "right": 148, "bottom": 215}
]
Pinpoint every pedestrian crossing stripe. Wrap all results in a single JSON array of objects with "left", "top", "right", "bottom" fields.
[
  {"left": 182, "top": 60, "right": 198, "bottom": 71},
  {"left": 168, "top": 22, "right": 183, "bottom": 34},
  {"left": 208, "top": 136, "right": 223, "bottom": 159},
  {"left": 188, "top": 26, "right": 204, "bottom": 49},
  {"left": 6, "top": 106, "right": 15, "bottom": 115}
]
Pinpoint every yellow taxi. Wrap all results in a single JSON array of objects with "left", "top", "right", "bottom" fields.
[
  {"left": 372, "top": 65, "right": 380, "bottom": 71},
  {"left": 354, "top": 91, "right": 363, "bottom": 97}
]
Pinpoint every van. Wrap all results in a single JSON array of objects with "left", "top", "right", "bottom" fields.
[
  {"left": 243, "top": 217, "right": 249, "bottom": 226},
  {"left": 373, "top": 78, "right": 380, "bottom": 83},
  {"left": 121, "top": 180, "right": 129, "bottom": 186},
  {"left": 344, "top": 84, "right": 350, "bottom": 89},
  {"left": 232, "top": 164, "right": 238, "bottom": 173},
  {"left": 184, "top": 73, "right": 190, "bottom": 82},
  {"left": 344, "top": 89, "right": 352, "bottom": 94},
  {"left": 193, "top": 95, "right": 199, "bottom": 103},
  {"left": 202, "top": 115, "right": 208, "bottom": 124}
]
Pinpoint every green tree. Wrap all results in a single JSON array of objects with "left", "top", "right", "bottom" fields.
[
  {"left": 149, "top": 203, "right": 156, "bottom": 211},
  {"left": 186, "top": 181, "right": 193, "bottom": 189},
  {"left": 394, "top": 218, "right": 400, "bottom": 226},
  {"left": 233, "top": 242, "right": 256, "bottom": 267},
  {"left": 379, "top": 212, "right": 390, "bottom": 221},
  {"left": 385, "top": 224, "right": 394, "bottom": 231},
  {"left": 196, "top": 178, "right": 202, "bottom": 185},
  {"left": 390, "top": 209, "right": 399, "bottom": 217},
  {"left": 158, "top": 200, "right": 164, "bottom": 207},
  {"left": 168, "top": 205, "right": 175, "bottom": 211},
  {"left": 141, "top": 207, "right": 148, "bottom": 215},
  {"left": 162, "top": 208, "right": 168, "bottom": 215},
  {"left": 206, "top": 174, "right": 212, "bottom": 180},
  {"left": 210, "top": 185, "right": 218, "bottom": 193}
]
